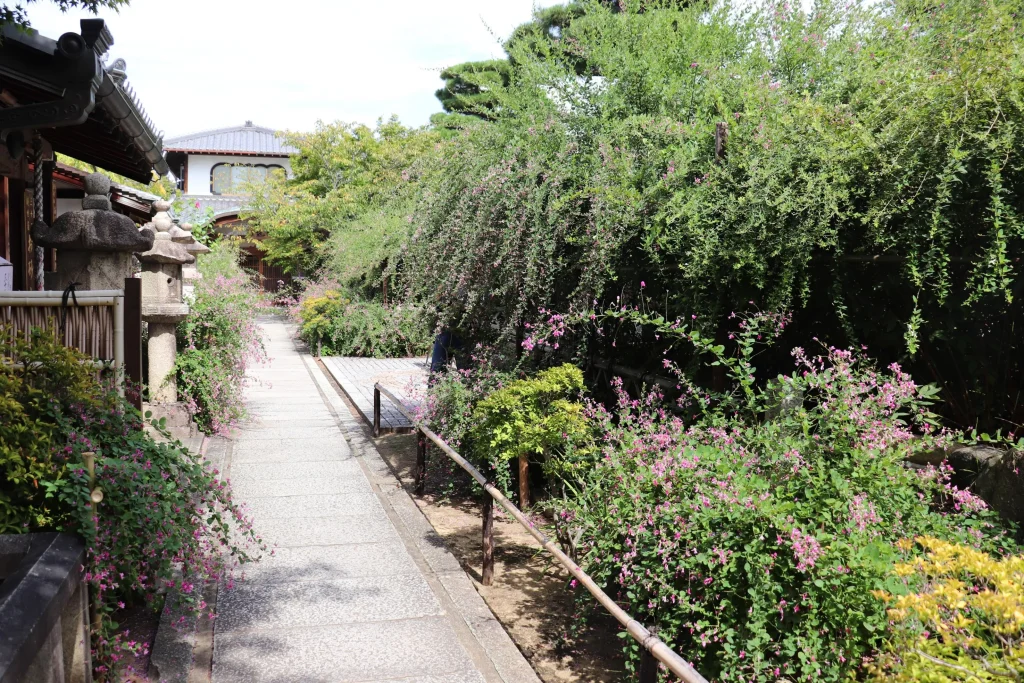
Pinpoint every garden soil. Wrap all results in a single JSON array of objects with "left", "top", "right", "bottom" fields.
[{"left": 371, "top": 431, "right": 625, "bottom": 683}]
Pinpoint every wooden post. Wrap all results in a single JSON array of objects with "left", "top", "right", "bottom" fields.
[
  {"left": 415, "top": 429, "right": 427, "bottom": 495},
  {"left": 373, "top": 386, "right": 381, "bottom": 437},
  {"left": 481, "top": 493, "right": 494, "bottom": 586},
  {"left": 715, "top": 122, "right": 728, "bottom": 163},
  {"left": 518, "top": 454, "right": 530, "bottom": 509},
  {"left": 640, "top": 650, "right": 659, "bottom": 683},
  {"left": 0, "top": 177, "right": 8, "bottom": 262},
  {"left": 123, "top": 278, "right": 142, "bottom": 413}
]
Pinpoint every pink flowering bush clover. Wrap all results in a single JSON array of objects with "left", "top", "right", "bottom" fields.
[{"left": 533, "top": 311, "right": 1017, "bottom": 681}]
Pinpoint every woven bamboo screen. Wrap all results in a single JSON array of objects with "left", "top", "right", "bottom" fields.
[{"left": 1, "top": 304, "right": 116, "bottom": 361}]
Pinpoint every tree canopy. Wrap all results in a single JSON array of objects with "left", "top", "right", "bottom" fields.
[
  {"left": 435, "top": 60, "right": 511, "bottom": 121},
  {"left": 1, "top": 0, "right": 128, "bottom": 29},
  {"left": 395, "top": 0, "right": 1024, "bottom": 431},
  {"left": 242, "top": 117, "right": 438, "bottom": 283}
]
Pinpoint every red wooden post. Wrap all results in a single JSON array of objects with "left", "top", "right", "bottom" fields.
[
  {"left": 123, "top": 277, "right": 142, "bottom": 413},
  {"left": 415, "top": 429, "right": 427, "bottom": 495},
  {"left": 481, "top": 493, "right": 494, "bottom": 586}
]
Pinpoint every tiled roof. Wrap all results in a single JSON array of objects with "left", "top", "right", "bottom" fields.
[
  {"left": 56, "top": 163, "right": 162, "bottom": 203},
  {"left": 178, "top": 195, "right": 250, "bottom": 219},
  {"left": 164, "top": 122, "right": 297, "bottom": 156}
]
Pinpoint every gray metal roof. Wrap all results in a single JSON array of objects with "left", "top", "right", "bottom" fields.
[{"left": 164, "top": 122, "right": 297, "bottom": 156}]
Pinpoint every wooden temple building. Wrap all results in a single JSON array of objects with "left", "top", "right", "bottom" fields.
[
  {"left": 0, "top": 18, "right": 166, "bottom": 291},
  {"left": 164, "top": 122, "right": 295, "bottom": 292}
]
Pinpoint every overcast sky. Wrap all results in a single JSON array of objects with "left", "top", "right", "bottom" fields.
[{"left": 24, "top": 0, "right": 556, "bottom": 139}]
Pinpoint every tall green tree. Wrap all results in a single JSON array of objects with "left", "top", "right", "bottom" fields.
[
  {"left": 1, "top": 0, "right": 129, "bottom": 29},
  {"left": 434, "top": 60, "right": 511, "bottom": 121},
  {"left": 242, "top": 117, "right": 439, "bottom": 284}
]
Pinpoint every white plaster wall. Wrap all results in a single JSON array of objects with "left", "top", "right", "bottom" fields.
[{"left": 186, "top": 154, "right": 292, "bottom": 195}]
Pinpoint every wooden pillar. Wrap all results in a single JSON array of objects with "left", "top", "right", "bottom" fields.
[
  {"left": 518, "top": 455, "right": 530, "bottom": 509},
  {"left": 372, "top": 387, "right": 381, "bottom": 437},
  {"left": 415, "top": 430, "right": 427, "bottom": 495},
  {"left": 639, "top": 650, "right": 658, "bottom": 683},
  {"left": 0, "top": 177, "right": 9, "bottom": 262},
  {"left": 123, "top": 277, "right": 142, "bottom": 413},
  {"left": 481, "top": 494, "right": 494, "bottom": 586},
  {"left": 715, "top": 122, "right": 728, "bottom": 163},
  {"left": 8, "top": 179, "right": 24, "bottom": 288}
]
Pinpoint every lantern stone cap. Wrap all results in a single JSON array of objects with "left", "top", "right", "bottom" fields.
[
  {"left": 185, "top": 240, "right": 211, "bottom": 255},
  {"left": 141, "top": 301, "right": 190, "bottom": 323},
  {"left": 168, "top": 225, "right": 193, "bottom": 243},
  {"left": 34, "top": 187, "right": 155, "bottom": 254},
  {"left": 136, "top": 239, "right": 194, "bottom": 264}
]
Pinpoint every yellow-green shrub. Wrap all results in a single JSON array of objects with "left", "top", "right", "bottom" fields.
[
  {"left": 470, "top": 364, "right": 594, "bottom": 497},
  {"left": 871, "top": 537, "right": 1024, "bottom": 682}
]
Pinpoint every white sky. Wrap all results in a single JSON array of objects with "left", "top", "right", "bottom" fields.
[{"left": 24, "top": 0, "right": 557, "bottom": 138}]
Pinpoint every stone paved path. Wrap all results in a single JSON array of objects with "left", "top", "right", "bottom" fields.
[
  {"left": 211, "top": 317, "right": 539, "bottom": 683},
  {"left": 321, "top": 356, "right": 428, "bottom": 431}
]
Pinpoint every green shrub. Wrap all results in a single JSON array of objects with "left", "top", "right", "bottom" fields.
[
  {"left": 297, "top": 288, "right": 432, "bottom": 357},
  {"left": 176, "top": 240, "right": 267, "bottom": 434},
  {"left": 1, "top": 327, "right": 261, "bottom": 677}
]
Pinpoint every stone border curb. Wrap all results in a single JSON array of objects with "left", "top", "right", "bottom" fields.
[{"left": 149, "top": 436, "right": 231, "bottom": 683}]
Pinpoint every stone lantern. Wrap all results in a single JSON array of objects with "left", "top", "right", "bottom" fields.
[
  {"left": 137, "top": 199, "right": 193, "bottom": 413},
  {"left": 176, "top": 222, "right": 211, "bottom": 300},
  {"left": 33, "top": 173, "right": 154, "bottom": 290}
]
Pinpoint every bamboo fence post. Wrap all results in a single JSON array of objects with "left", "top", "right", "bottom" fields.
[
  {"left": 83, "top": 451, "right": 104, "bottom": 636},
  {"left": 415, "top": 429, "right": 427, "bottom": 495},
  {"left": 481, "top": 493, "right": 494, "bottom": 586},
  {"left": 518, "top": 454, "right": 530, "bottom": 509}
]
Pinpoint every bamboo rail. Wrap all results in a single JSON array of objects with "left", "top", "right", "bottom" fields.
[{"left": 373, "top": 383, "right": 709, "bottom": 683}]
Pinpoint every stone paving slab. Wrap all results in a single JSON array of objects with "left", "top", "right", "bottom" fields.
[
  {"left": 232, "top": 436, "right": 349, "bottom": 452},
  {"left": 229, "top": 459, "right": 363, "bottom": 481},
  {"left": 236, "top": 417, "right": 339, "bottom": 430},
  {"left": 238, "top": 543, "right": 421, "bottom": 584},
  {"left": 252, "top": 513, "right": 400, "bottom": 548},
  {"left": 321, "top": 355, "right": 428, "bottom": 431},
  {"left": 228, "top": 445, "right": 352, "bottom": 465},
  {"left": 229, "top": 425, "right": 345, "bottom": 441},
  {"left": 230, "top": 475, "right": 369, "bottom": 498},
  {"left": 244, "top": 492, "right": 383, "bottom": 519},
  {"left": 216, "top": 573, "right": 443, "bottom": 634},
  {"left": 212, "top": 617, "right": 483, "bottom": 683}
]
